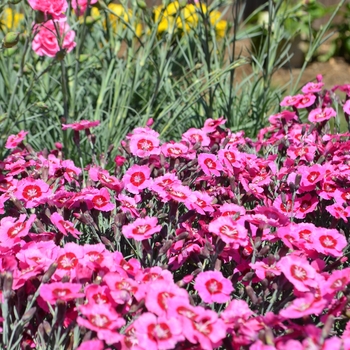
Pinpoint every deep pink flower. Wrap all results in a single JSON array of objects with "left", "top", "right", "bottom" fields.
[
  {"left": 294, "top": 193, "right": 319, "bottom": 219},
  {"left": 5, "top": 131, "right": 28, "bottom": 149},
  {"left": 186, "top": 191, "right": 214, "bottom": 215},
  {"left": 208, "top": 216, "right": 247, "bottom": 246},
  {"left": 182, "top": 128, "right": 210, "bottom": 147},
  {"left": 164, "top": 184, "right": 196, "bottom": 203},
  {"left": 85, "top": 284, "right": 113, "bottom": 306},
  {"left": 72, "top": 0, "right": 98, "bottom": 16},
  {"left": 76, "top": 340, "right": 104, "bottom": 350},
  {"left": 50, "top": 212, "right": 81, "bottom": 239},
  {"left": 194, "top": 270, "right": 233, "bottom": 304},
  {"left": 308, "top": 107, "right": 336, "bottom": 123},
  {"left": 218, "top": 203, "right": 246, "bottom": 218},
  {"left": 294, "top": 94, "right": 316, "bottom": 108},
  {"left": 39, "top": 282, "right": 83, "bottom": 304},
  {"left": 324, "top": 268, "right": 350, "bottom": 295},
  {"left": 161, "top": 142, "right": 191, "bottom": 159},
  {"left": 302, "top": 82, "right": 324, "bottom": 94},
  {"left": 299, "top": 164, "right": 326, "bottom": 189},
  {"left": 280, "top": 94, "right": 303, "bottom": 107},
  {"left": 250, "top": 260, "right": 282, "bottom": 280},
  {"left": 326, "top": 203, "right": 350, "bottom": 222},
  {"left": 117, "top": 194, "right": 140, "bottom": 217},
  {"left": 273, "top": 193, "right": 299, "bottom": 217},
  {"left": 27, "top": 0, "right": 68, "bottom": 18},
  {"left": 344, "top": 100, "right": 350, "bottom": 115},
  {"left": 129, "top": 133, "right": 160, "bottom": 158},
  {"left": 122, "top": 165, "right": 152, "bottom": 194},
  {"left": 220, "top": 299, "right": 253, "bottom": 328},
  {"left": 133, "top": 313, "right": 184, "bottom": 350},
  {"left": 89, "top": 167, "right": 123, "bottom": 192},
  {"left": 62, "top": 120, "right": 100, "bottom": 131},
  {"left": 15, "top": 178, "right": 50, "bottom": 208},
  {"left": 32, "top": 18, "right": 76, "bottom": 57},
  {"left": 122, "top": 216, "right": 161, "bottom": 241},
  {"left": 0, "top": 214, "right": 36, "bottom": 244},
  {"left": 312, "top": 228, "right": 347, "bottom": 257},
  {"left": 278, "top": 256, "right": 317, "bottom": 292},
  {"left": 86, "top": 188, "right": 115, "bottom": 212},
  {"left": 55, "top": 243, "right": 84, "bottom": 279},
  {"left": 217, "top": 148, "right": 241, "bottom": 173},
  {"left": 198, "top": 153, "right": 223, "bottom": 176},
  {"left": 202, "top": 117, "right": 226, "bottom": 133},
  {"left": 247, "top": 206, "right": 289, "bottom": 227}
]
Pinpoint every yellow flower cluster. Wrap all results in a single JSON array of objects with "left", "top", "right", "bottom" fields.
[
  {"left": 154, "top": 1, "right": 227, "bottom": 38},
  {"left": 0, "top": 7, "right": 24, "bottom": 32}
]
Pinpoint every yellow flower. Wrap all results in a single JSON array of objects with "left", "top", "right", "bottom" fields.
[
  {"left": 0, "top": 8, "right": 24, "bottom": 31},
  {"left": 209, "top": 10, "right": 227, "bottom": 39},
  {"left": 107, "top": 3, "right": 142, "bottom": 37},
  {"left": 176, "top": 4, "right": 198, "bottom": 32}
]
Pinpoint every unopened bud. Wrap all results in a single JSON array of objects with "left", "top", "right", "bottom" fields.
[
  {"left": 22, "top": 307, "right": 37, "bottom": 323},
  {"left": 137, "top": 0, "right": 147, "bottom": 9},
  {"left": 42, "top": 263, "right": 58, "bottom": 283},
  {"left": 3, "top": 272, "right": 13, "bottom": 299},
  {"left": 3, "top": 32, "right": 20, "bottom": 48}
]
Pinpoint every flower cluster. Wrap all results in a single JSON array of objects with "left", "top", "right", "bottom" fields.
[{"left": 2, "top": 78, "right": 350, "bottom": 349}]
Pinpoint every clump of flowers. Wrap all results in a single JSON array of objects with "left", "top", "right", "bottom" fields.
[{"left": 2, "top": 77, "right": 350, "bottom": 349}]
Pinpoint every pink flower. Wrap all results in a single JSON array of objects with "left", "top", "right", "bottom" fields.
[
  {"left": 312, "top": 228, "right": 347, "bottom": 257},
  {"left": 299, "top": 164, "right": 326, "bottom": 189},
  {"left": 182, "top": 128, "right": 210, "bottom": 147},
  {"left": 122, "top": 165, "right": 152, "bottom": 194},
  {"left": 219, "top": 203, "right": 246, "bottom": 218},
  {"left": 72, "top": 0, "right": 98, "bottom": 16},
  {"left": 129, "top": 133, "right": 160, "bottom": 158},
  {"left": 5, "top": 131, "right": 28, "bottom": 149},
  {"left": 344, "top": 100, "right": 350, "bottom": 115},
  {"left": 122, "top": 216, "right": 161, "bottom": 241},
  {"left": 217, "top": 148, "right": 241, "bottom": 173},
  {"left": 280, "top": 94, "right": 303, "bottom": 107},
  {"left": 164, "top": 184, "right": 196, "bottom": 203},
  {"left": 294, "top": 94, "right": 316, "bottom": 108},
  {"left": 39, "top": 282, "right": 83, "bottom": 304},
  {"left": 86, "top": 188, "right": 115, "bottom": 212},
  {"left": 15, "top": 178, "right": 50, "bottom": 208},
  {"left": 324, "top": 268, "right": 350, "bottom": 295},
  {"left": 32, "top": 18, "right": 76, "bottom": 58},
  {"left": 50, "top": 212, "right": 81, "bottom": 239},
  {"left": 186, "top": 191, "right": 214, "bottom": 215},
  {"left": 326, "top": 203, "right": 350, "bottom": 222},
  {"left": 250, "top": 260, "right": 282, "bottom": 280},
  {"left": 220, "top": 299, "right": 253, "bottom": 328},
  {"left": 198, "top": 154, "right": 223, "bottom": 176},
  {"left": 161, "top": 142, "right": 191, "bottom": 159},
  {"left": 76, "top": 340, "right": 104, "bottom": 350},
  {"left": 0, "top": 214, "right": 36, "bottom": 244},
  {"left": 308, "top": 107, "right": 336, "bottom": 123},
  {"left": 133, "top": 313, "right": 184, "bottom": 350},
  {"left": 85, "top": 285, "right": 113, "bottom": 306},
  {"left": 194, "top": 270, "right": 233, "bottom": 304},
  {"left": 55, "top": 242, "right": 84, "bottom": 278},
  {"left": 302, "top": 82, "right": 324, "bottom": 94},
  {"left": 278, "top": 256, "right": 317, "bottom": 292},
  {"left": 208, "top": 216, "right": 247, "bottom": 246},
  {"left": 27, "top": 0, "right": 68, "bottom": 18},
  {"left": 294, "top": 193, "right": 319, "bottom": 219},
  {"left": 62, "top": 119, "right": 100, "bottom": 131}
]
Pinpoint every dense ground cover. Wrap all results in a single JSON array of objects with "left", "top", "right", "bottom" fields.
[{"left": 1, "top": 77, "right": 350, "bottom": 349}]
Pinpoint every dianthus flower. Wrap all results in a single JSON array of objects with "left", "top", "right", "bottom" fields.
[
  {"left": 122, "top": 216, "right": 161, "bottom": 241},
  {"left": 62, "top": 120, "right": 100, "bottom": 131}
]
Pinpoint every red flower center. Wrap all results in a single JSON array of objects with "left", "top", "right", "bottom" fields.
[
  {"left": 177, "top": 306, "right": 197, "bottom": 320},
  {"left": 137, "top": 139, "right": 154, "bottom": 151},
  {"left": 194, "top": 318, "right": 212, "bottom": 335},
  {"left": 290, "top": 265, "right": 307, "bottom": 281},
  {"left": 57, "top": 252, "right": 78, "bottom": 270},
  {"left": 299, "top": 200, "right": 311, "bottom": 212},
  {"left": 298, "top": 229, "right": 312, "bottom": 242},
  {"left": 147, "top": 323, "right": 171, "bottom": 341},
  {"left": 331, "top": 277, "right": 347, "bottom": 290},
  {"left": 280, "top": 200, "right": 292, "bottom": 213},
  {"left": 157, "top": 292, "right": 174, "bottom": 311},
  {"left": 204, "top": 278, "right": 223, "bottom": 294},
  {"left": 204, "top": 158, "right": 216, "bottom": 169},
  {"left": 224, "top": 151, "right": 235, "bottom": 162},
  {"left": 168, "top": 147, "right": 182, "bottom": 155},
  {"left": 132, "top": 224, "right": 151, "bottom": 235},
  {"left": 92, "top": 195, "right": 108, "bottom": 208},
  {"left": 89, "top": 314, "right": 111, "bottom": 329},
  {"left": 52, "top": 288, "right": 70, "bottom": 298},
  {"left": 7, "top": 222, "right": 25, "bottom": 238},
  {"left": 219, "top": 224, "right": 237, "bottom": 237},
  {"left": 93, "top": 293, "right": 109, "bottom": 304},
  {"left": 319, "top": 235, "right": 337, "bottom": 249},
  {"left": 22, "top": 185, "right": 42, "bottom": 200},
  {"left": 306, "top": 171, "right": 320, "bottom": 183},
  {"left": 130, "top": 172, "right": 146, "bottom": 186},
  {"left": 86, "top": 251, "right": 103, "bottom": 264}
]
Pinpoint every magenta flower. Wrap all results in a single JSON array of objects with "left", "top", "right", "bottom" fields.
[
  {"left": 312, "top": 229, "right": 347, "bottom": 257},
  {"left": 308, "top": 107, "right": 336, "bottom": 123},
  {"left": 85, "top": 285, "right": 112, "bottom": 306},
  {"left": 198, "top": 153, "right": 223, "bottom": 177},
  {"left": 39, "top": 282, "right": 83, "bottom": 304},
  {"left": 294, "top": 193, "right": 319, "bottom": 219},
  {"left": 280, "top": 94, "right": 303, "bottom": 107},
  {"left": 15, "top": 178, "right": 50, "bottom": 208},
  {"left": 62, "top": 120, "right": 100, "bottom": 131},
  {"left": 219, "top": 203, "right": 246, "bottom": 218},
  {"left": 182, "top": 128, "right": 210, "bottom": 147},
  {"left": 86, "top": 188, "right": 115, "bottom": 212},
  {"left": 55, "top": 243, "right": 84, "bottom": 279},
  {"left": 76, "top": 340, "right": 104, "bottom": 350},
  {"left": 117, "top": 194, "right": 140, "bottom": 217},
  {"left": 27, "top": 0, "right": 68, "bottom": 18},
  {"left": 133, "top": 313, "right": 184, "bottom": 350},
  {"left": 5, "top": 131, "right": 28, "bottom": 149},
  {"left": 165, "top": 184, "right": 196, "bottom": 203},
  {"left": 0, "top": 214, "right": 36, "bottom": 244},
  {"left": 220, "top": 299, "right": 253, "bottom": 328},
  {"left": 129, "top": 133, "right": 160, "bottom": 158},
  {"left": 250, "top": 260, "right": 282, "bottom": 280},
  {"left": 72, "top": 0, "right": 98, "bottom": 16},
  {"left": 186, "top": 191, "right": 215, "bottom": 215},
  {"left": 217, "top": 148, "right": 241, "bottom": 173},
  {"left": 32, "top": 18, "right": 76, "bottom": 58},
  {"left": 50, "top": 212, "right": 81, "bottom": 239},
  {"left": 122, "top": 165, "right": 152, "bottom": 194},
  {"left": 299, "top": 164, "right": 326, "bottom": 189},
  {"left": 161, "top": 142, "right": 191, "bottom": 159},
  {"left": 122, "top": 216, "right": 161, "bottom": 241},
  {"left": 194, "top": 270, "right": 233, "bottom": 304},
  {"left": 326, "top": 203, "right": 350, "bottom": 222}
]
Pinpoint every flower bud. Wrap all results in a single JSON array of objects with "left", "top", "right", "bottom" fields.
[
  {"left": 137, "top": 0, "right": 147, "bottom": 9},
  {"left": 3, "top": 32, "right": 20, "bottom": 48},
  {"left": 42, "top": 263, "right": 58, "bottom": 283},
  {"left": 22, "top": 307, "right": 37, "bottom": 323}
]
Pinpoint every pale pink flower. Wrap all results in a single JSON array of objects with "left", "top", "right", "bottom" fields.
[
  {"left": 50, "top": 212, "right": 81, "bottom": 239},
  {"left": 250, "top": 340, "right": 276, "bottom": 350},
  {"left": 122, "top": 216, "right": 161, "bottom": 241},
  {"left": 202, "top": 117, "right": 226, "bottom": 133},
  {"left": 129, "top": 133, "right": 160, "bottom": 158},
  {"left": 194, "top": 270, "right": 233, "bottom": 304},
  {"left": 62, "top": 159, "right": 82, "bottom": 183},
  {"left": 72, "top": 0, "right": 98, "bottom": 16},
  {"left": 122, "top": 165, "right": 152, "bottom": 194},
  {"left": 250, "top": 260, "right": 282, "bottom": 280},
  {"left": 302, "top": 82, "right": 324, "bottom": 94},
  {"left": 182, "top": 128, "right": 210, "bottom": 147},
  {"left": 308, "top": 107, "right": 336, "bottom": 123},
  {"left": 32, "top": 18, "right": 76, "bottom": 57},
  {"left": 278, "top": 255, "right": 317, "bottom": 292},
  {"left": 208, "top": 216, "right": 247, "bottom": 246},
  {"left": 133, "top": 313, "right": 184, "bottom": 350},
  {"left": 89, "top": 167, "right": 123, "bottom": 192},
  {"left": 5, "top": 131, "right": 28, "bottom": 149},
  {"left": 39, "top": 282, "right": 83, "bottom": 304},
  {"left": 247, "top": 206, "right": 289, "bottom": 227},
  {"left": 27, "top": 0, "right": 68, "bottom": 18},
  {"left": 62, "top": 120, "right": 100, "bottom": 130},
  {"left": 198, "top": 153, "right": 223, "bottom": 176},
  {"left": 324, "top": 268, "right": 350, "bottom": 295}
]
